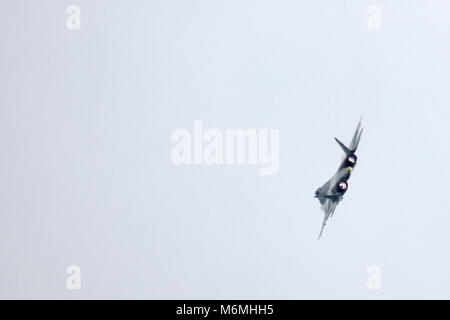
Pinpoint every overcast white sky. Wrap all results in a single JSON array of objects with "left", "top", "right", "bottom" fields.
[{"left": 1, "top": 0, "right": 450, "bottom": 299}]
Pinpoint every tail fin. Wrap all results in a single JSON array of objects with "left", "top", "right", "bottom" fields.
[
  {"left": 349, "top": 115, "right": 363, "bottom": 152},
  {"left": 334, "top": 137, "right": 350, "bottom": 154}
]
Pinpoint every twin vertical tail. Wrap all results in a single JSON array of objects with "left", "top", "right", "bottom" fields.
[{"left": 334, "top": 116, "right": 363, "bottom": 154}]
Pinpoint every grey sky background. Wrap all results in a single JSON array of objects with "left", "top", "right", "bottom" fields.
[{"left": 1, "top": 0, "right": 450, "bottom": 299}]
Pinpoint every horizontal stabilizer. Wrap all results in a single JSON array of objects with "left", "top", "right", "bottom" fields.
[{"left": 334, "top": 137, "right": 350, "bottom": 154}]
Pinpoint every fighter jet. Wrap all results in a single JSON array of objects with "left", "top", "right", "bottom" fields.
[{"left": 314, "top": 118, "right": 363, "bottom": 239}]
